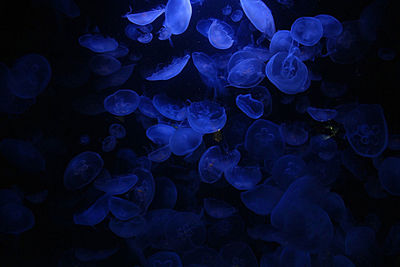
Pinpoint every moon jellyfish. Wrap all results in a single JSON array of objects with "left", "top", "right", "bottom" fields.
[
  {"left": 208, "top": 19, "right": 235, "bottom": 49},
  {"left": 109, "top": 196, "right": 141, "bottom": 220},
  {"left": 266, "top": 51, "right": 309, "bottom": 94},
  {"left": 94, "top": 64, "right": 134, "bottom": 91},
  {"left": 169, "top": 127, "right": 203, "bottom": 156},
  {"left": 378, "top": 157, "right": 400, "bottom": 196},
  {"left": 279, "top": 122, "right": 308, "bottom": 146},
  {"left": 192, "top": 52, "right": 224, "bottom": 95},
  {"left": 310, "top": 135, "right": 338, "bottom": 160},
  {"left": 94, "top": 174, "right": 138, "bottom": 195},
  {"left": 225, "top": 165, "right": 262, "bottom": 190},
  {"left": 162, "top": 0, "right": 192, "bottom": 39},
  {"left": 231, "top": 10, "right": 243, "bottom": 22},
  {"left": 73, "top": 194, "right": 110, "bottom": 226},
  {"left": 148, "top": 251, "right": 183, "bottom": 267},
  {"left": 343, "top": 104, "right": 388, "bottom": 157},
  {"left": 196, "top": 19, "right": 213, "bottom": 37},
  {"left": 220, "top": 242, "right": 258, "bottom": 267},
  {"left": 250, "top": 86, "right": 272, "bottom": 117},
  {"left": 89, "top": 54, "right": 121, "bottom": 76},
  {"left": 78, "top": 33, "right": 118, "bottom": 53},
  {"left": 245, "top": 119, "right": 285, "bottom": 160},
  {"left": 240, "top": 0, "right": 276, "bottom": 40},
  {"left": 222, "top": 5, "right": 232, "bottom": 16},
  {"left": 272, "top": 155, "right": 307, "bottom": 189},
  {"left": 123, "top": 6, "right": 165, "bottom": 26},
  {"left": 63, "top": 151, "right": 104, "bottom": 190},
  {"left": 306, "top": 107, "right": 337, "bottom": 122},
  {"left": 290, "top": 17, "right": 323, "bottom": 46},
  {"left": 0, "top": 138, "right": 45, "bottom": 173},
  {"left": 102, "top": 135, "right": 117, "bottom": 152},
  {"left": 109, "top": 123, "right": 126, "bottom": 139},
  {"left": 146, "top": 54, "right": 190, "bottom": 81},
  {"left": 241, "top": 184, "right": 283, "bottom": 215},
  {"left": 104, "top": 89, "right": 139, "bottom": 116},
  {"left": 315, "top": 14, "right": 343, "bottom": 38},
  {"left": 228, "top": 58, "right": 265, "bottom": 88},
  {"left": 269, "top": 30, "right": 292, "bottom": 55},
  {"left": 153, "top": 94, "right": 187, "bottom": 121},
  {"left": 236, "top": 94, "right": 264, "bottom": 119},
  {"left": 0, "top": 203, "right": 35, "bottom": 234},
  {"left": 104, "top": 44, "right": 129, "bottom": 58},
  {"left": 138, "top": 96, "right": 162, "bottom": 118},
  {"left": 378, "top": 47, "right": 396, "bottom": 61},
  {"left": 151, "top": 177, "right": 177, "bottom": 209},
  {"left": 127, "top": 168, "right": 155, "bottom": 212},
  {"left": 146, "top": 124, "right": 176, "bottom": 145},
  {"left": 109, "top": 216, "right": 146, "bottom": 238},
  {"left": 148, "top": 145, "right": 172, "bottom": 162},
  {"left": 137, "top": 32, "right": 153, "bottom": 44},
  {"left": 203, "top": 198, "right": 237, "bottom": 219},
  {"left": 187, "top": 100, "right": 227, "bottom": 134}
]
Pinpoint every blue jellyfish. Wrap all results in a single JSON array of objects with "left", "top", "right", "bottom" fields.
[
  {"left": 148, "top": 145, "right": 172, "bottom": 163},
  {"left": 123, "top": 6, "right": 165, "bottom": 26},
  {"left": 109, "top": 216, "right": 146, "bottom": 238},
  {"left": 151, "top": 177, "right": 177, "bottom": 209},
  {"left": 137, "top": 32, "right": 153, "bottom": 44},
  {"left": 94, "top": 64, "right": 135, "bottom": 91},
  {"left": 265, "top": 51, "right": 309, "bottom": 94},
  {"left": 315, "top": 14, "right": 343, "bottom": 38},
  {"left": 306, "top": 107, "right": 338, "bottom": 122},
  {"left": 94, "top": 174, "right": 138, "bottom": 195},
  {"left": 148, "top": 251, "right": 183, "bottom": 267},
  {"left": 109, "top": 196, "right": 141, "bottom": 220},
  {"left": 161, "top": 0, "right": 192, "bottom": 40},
  {"left": 231, "top": 10, "right": 244, "bottom": 22},
  {"left": 208, "top": 19, "right": 235, "bottom": 49},
  {"left": 250, "top": 86, "right": 272, "bottom": 117},
  {"left": 378, "top": 47, "right": 397, "bottom": 61},
  {"left": 89, "top": 54, "right": 121, "bottom": 76},
  {"left": 138, "top": 95, "right": 162, "bottom": 118},
  {"left": 0, "top": 138, "right": 45, "bottom": 173},
  {"left": 269, "top": 30, "right": 292, "bottom": 55},
  {"left": 102, "top": 135, "right": 117, "bottom": 152},
  {"left": 220, "top": 242, "right": 258, "bottom": 267},
  {"left": 279, "top": 122, "right": 309, "bottom": 146},
  {"left": 241, "top": 184, "right": 283, "bottom": 215},
  {"left": 290, "top": 17, "right": 323, "bottom": 46},
  {"left": 73, "top": 194, "right": 110, "bottom": 226},
  {"left": 310, "top": 135, "right": 338, "bottom": 160},
  {"left": 78, "top": 33, "right": 118, "bottom": 53},
  {"left": 127, "top": 168, "right": 155, "bottom": 213},
  {"left": 125, "top": 24, "right": 142, "bottom": 40},
  {"left": 203, "top": 198, "right": 237, "bottom": 219},
  {"left": 146, "top": 54, "right": 190, "bottom": 81},
  {"left": 320, "top": 192, "right": 346, "bottom": 222},
  {"left": 228, "top": 58, "right": 265, "bottom": 88},
  {"left": 272, "top": 154, "right": 307, "bottom": 189},
  {"left": 227, "top": 51, "right": 258, "bottom": 72},
  {"left": 187, "top": 100, "right": 227, "bottom": 134},
  {"left": 192, "top": 52, "right": 225, "bottom": 96},
  {"left": 152, "top": 94, "right": 187, "bottom": 121},
  {"left": 225, "top": 165, "right": 262, "bottom": 190},
  {"left": 378, "top": 157, "right": 400, "bottom": 196},
  {"left": 236, "top": 94, "right": 264, "bottom": 119},
  {"left": 104, "top": 89, "right": 140, "bottom": 116},
  {"left": 196, "top": 19, "right": 213, "bottom": 37},
  {"left": 146, "top": 124, "right": 176, "bottom": 145},
  {"left": 169, "top": 127, "right": 203, "bottom": 156},
  {"left": 222, "top": 5, "right": 232, "bottom": 16},
  {"left": 109, "top": 123, "right": 126, "bottom": 139},
  {"left": 104, "top": 44, "right": 129, "bottom": 58},
  {"left": 297, "top": 43, "right": 322, "bottom": 61},
  {"left": 240, "top": 0, "right": 276, "bottom": 41},
  {"left": 63, "top": 151, "right": 104, "bottom": 190},
  {"left": 245, "top": 119, "right": 285, "bottom": 160},
  {"left": 242, "top": 45, "right": 273, "bottom": 61},
  {"left": 343, "top": 104, "right": 388, "bottom": 157},
  {"left": 0, "top": 203, "right": 35, "bottom": 234}
]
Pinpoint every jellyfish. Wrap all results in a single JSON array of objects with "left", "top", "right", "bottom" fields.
[
  {"left": 203, "top": 198, "right": 237, "bottom": 219},
  {"left": 378, "top": 157, "right": 400, "bottom": 196},
  {"left": 94, "top": 174, "right": 138, "bottom": 195},
  {"left": 241, "top": 184, "right": 283, "bottom": 215},
  {"left": 236, "top": 94, "right": 264, "bottom": 119},
  {"left": 308, "top": 155, "right": 341, "bottom": 185},
  {"left": 104, "top": 44, "right": 129, "bottom": 58},
  {"left": 310, "top": 135, "right": 338, "bottom": 160},
  {"left": 146, "top": 54, "right": 190, "bottom": 81},
  {"left": 169, "top": 127, "right": 203, "bottom": 156},
  {"left": 222, "top": 5, "right": 232, "bottom": 16},
  {"left": 265, "top": 51, "right": 309, "bottom": 94},
  {"left": 161, "top": 0, "right": 192, "bottom": 40},
  {"left": 225, "top": 165, "right": 262, "bottom": 190},
  {"left": 208, "top": 19, "right": 235, "bottom": 50},
  {"left": 73, "top": 194, "right": 110, "bottom": 226},
  {"left": 148, "top": 145, "right": 172, "bottom": 163},
  {"left": 343, "top": 104, "right": 388, "bottom": 157},
  {"left": 89, "top": 54, "right": 121, "bottom": 76},
  {"left": 127, "top": 168, "right": 155, "bottom": 213},
  {"left": 378, "top": 47, "right": 397, "bottom": 61},
  {"left": 148, "top": 251, "right": 183, "bottom": 267},
  {"left": 231, "top": 10, "right": 243, "bottom": 22},
  {"left": 0, "top": 202, "right": 35, "bottom": 234},
  {"left": 146, "top": 124, "right": 176, "bottom": 145},
  {"left": 151, "top": 177, "right": 177, "bottom": 209},
  {"left": 290, "top": 17, "right": 323, "bottom": 46},
  {"left": 315, "top": 14, "right": 343, "bottom": 38},
  {"left": 272, "top": 154, "right": 307, "bottom": 189},
  {"left": 250, "top": 86, "right": 272, "bottom": 116},
  {"left": 306, "top": 107, "right": 338, "bottom": 122},
  {"left": 137, "top": 32, "right": 153, "bottom": 44},
  {"left": 240, "top": 0, "right": 276, "bottom": 42},
  {"left": 245, "top": 119, "right": 285, "bottom": 160},
  {"left": 109, "top": 123, "right": 126, "bottom": 139},
  {"left": 227, "top": 51, "right": 259, "bottom": 72},
  {"left": 109, "top": 216, "right": 146, "bottom": 238},
  {"left": 104, "top": 89, "right": 140, "bottom": 116},
  {"left": 220, "top": 242, "right": 258, "bottom": 267},
  {"left": 269, "top": 30, "right": 292, "bottom": 55},
  {"left": 228, "top": 58, "right": 265, "bottom": 88},
  {"left": 187, "top": 100, "right": 227, "bottom": 134},
  {"left": 123, "top": 6, "right": 165, "bottom": 26},
  {"left": 192, "top": 52, "right": 224, "bottom": 95},
  {"left": 125, "top": 24, "right": 141, "bottom": 40},
  {"left": 138, "top": 95, "right": 162, "bottom": 118},
  {"left": 78, "top": 33, "right": 118, "bottom": 53},
  {"left": 94, "top": 64, "right": 135, "bottom": 91},
  {"left": 102, "top": 135, "right": 117, "bottom": 152},
  {"left": 152, "top": 94, "right": 187, "bottom": 121},
  {"left": 242, "top": 45, "right": 273, "bottom": 61},
  {"left": 196, "top": 19, "right": 213, "bottom": 37},
  {"left": 109, "top": 196, "right": 141, "bottom": 220}
]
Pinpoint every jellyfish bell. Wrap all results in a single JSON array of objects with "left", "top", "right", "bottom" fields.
[
  {"left": 146, "top": 54, "right": 190, "bottom": 81},
  {"left": 122, "top": 6, "right": 165, "bottom": 26}
]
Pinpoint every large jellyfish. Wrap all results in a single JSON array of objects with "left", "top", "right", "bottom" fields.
[
  {"left": 196, "top": 19, "right": 213, "bottom": 37},
  {"left": 94, "top": 174, "right": 138, "bottom": 195},
  {"left": 187, "top": 100, "right": 227, "bottom": 134},
  {"left": 192, "top": 52, "right": 224, "bottom": 95},
  {"left": 78, "top": 33, "right": 118, "bottom": 53},
  {"left": 73, "top": 194, "right": 110, "bottom": 226},
  {"left": 208, "top": 19, "right": 235, "bottom": 50},
  {"left": 152, "top": 94, "right": 187, "bottom": 121},
  {"left": 290, "top": 17, "right": 323, "bottom": 46},
  {"left": 146, "top": 54, "right": 190, "bottom": 81},
  {"left": 109, "top": 196, "right": 141, "bottom": 220},
  {"left": 123, "top": 6, "right": 165, "bottom": 26},
  {"left": 160, "top": 0, "right": 192, "bottom": 40},
  {"left": 104, "top": 89, "right": 140, "bottom": 116},
  {"left": 241, "top": 184, "right": 283, "bottom": 215}
]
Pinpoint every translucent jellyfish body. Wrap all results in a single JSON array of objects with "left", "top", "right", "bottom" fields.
[
  {"left": 102, "top": 135, "right": 117, "bottom": 152},
  {"left": 109, "top": 123, "right": 126, "bottom": 139},
  {"left": 272, "top": 154, "right": 307, "bottom": 189},
  {"left": 148, "top": 251, "right": 183, "bottom": 267},
  {"left": 104, "top": 89, "right": 139, "bottom": 116},
  {"left": 78, "top": 33, "right": 118, "bottom": 53},
  {"left": 222, "top": 5, "right": 232, "bottom": 16},
  {"left": 225, "top": 165, "right": 262, "bottom": 190},
  {"left": 290, "top": 17, "right": 323, "bottom": 46},
  {"left": 187, "top": 100, "right": 227, "bottom": 134},
  {"left": 152, "top": 94, "right": 187, "bottom": 121},
  {"left": 0, "top": 202, "right": 35, "bottom": 234},
  {"left": 279, "top": 122, "right": 308, "bottom": 146},
  {"left": 241, "top": 184, "right": 283, "bottom": 215},
  {"left": 240, "top": 0, "right": 276, "bottom": 39},
  {"left": 73, "top": 194, "right": 110, "bottom": 226},
  {"left": 236, "top": 94, "right": 264, "bottom": 119},
  {"left": 123, "top": 6, "right": 165, "bottom": 26},
  {"left": 269, "top": 30, "right": 292, "bottom": 55},
  {"left": 208, "top": 19, "right": 235, "bottom": 49},
  {"left": 315, "top": 14, "right": 343, "bottom": 38},
  {"left": 109, "top": 216, "right": 146, "bottom": 238},
  {"left": 203, "top": 198, "right": 237, "bottom": 219},
  {"left": 162, "top": 0, "right": 192, "bottom": 38},
  {"left": 127, "top": 168, "right": 155, "bottom": 213},
  {"left": 250, "top": 86, "right": 272, "bottom": 117},
  {"left": 146, "top": 124, "right": 176, "bottom": 145},
  {"left": 148, "top": 145, "right": 172, "bottom": 163},
  {"left": 138, "top": 95, "right": 162, "bottom": 118},
  {"left": 306, "top": 107, "right": 338, "bottom": 122},
  {"left": 228, "top": 58, "right": 265, "bottom": 88},
  {"left": 109, "top": 196, "right": 141, "bottom": 220},
  {"left": 94, "top": 174, "right": 138, "bottom": 195},
  {"left": 146, "top": 54, "right": 190, "bottom": 81},
  {"left": 169, "top": 127, "right": 203, "bottom": 156},
  {"left": 89, "top": 54, "right": 121, "bottom": 76}
]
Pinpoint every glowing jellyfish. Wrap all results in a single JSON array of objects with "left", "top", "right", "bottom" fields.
[
  {"left": 240, "top": 0, "right": 276, "bottom": 40},
  {"left": 250, "top": 86, "right": 272, "bottom": 117},
  {"left": 228, "top": 58, "right": 265, "bottom": 88},
  {"left": 187, "top": 100, "right": 227, "bottom": 134},
  {"left": 109, "top": 196, "right": 141, "bottom": 220},
  {"left": 73, "top": 194, "right": 110, "bottom": 226},
  {"left": 196, "top": 19, "right": 213, "bottom": 37},
  {"left": 78, "top": 33, "right": 118, "bottom": 53},
  {"left": 220, "top": 242, "right": 258, "bottom": 267},
  {"left": 89, "top": 54, "right": 121, "bottom": 76},
  {"left": 242, "top": 45, "right": 273, "bottom": 61},
  {"left": 104, "top": 44, "right": 129, "bottom": 58},
  {"left": 203, "top": 198, "right": 237, "bottom": 219},
  {"left": 148, "top": 251, "right": 183, "bottom": 267},
  {"left": 102, "top": 135, "right": 117, "bottom": 152},
  {"left": 236, "top": 94, "right": 264, "bottom": 119},
  {"left": 241, "top": 184, "right": 283, "bottom": 215},
  {"left": 306, "top": 107, "right": 337, "bottom": 122},
  {"left": 222, "top": 5, "right": 232, "bottom": 16},
  {"left": 320, "top": 192, "right": 346, "bottom": 222},
  {"left": 208, "top": 19, "right": 235, "bottom": 49},
  {"left": 192, "top": 52, "right": 223, "bottom": 94},
  {"left": 104, "top": 89, "right": 139, "bottom": 116},
  {"left": 269, "top": 30, "right": 292, "bottom": 55},
  {"left": 137, "top": 32, "right": 153, "bottom": 44},
  {"left": 123, "top": 6, "right": 165, "bottom": 26},
  {"left": 109, "top": 216, "right": 146, "bottom": 238},
  {"left": 146, "top": 54, "right": 190, "bottom": 81},
  {"left": 127, "top": 168, "right": 155, "bottom": 213},
  {"left": 344, "top": 104, "right": 388, "bottom": 157},
  {"left": 227, "top": 51, "right": 258, "bottom": 72},
  {"left": 378, "top": 157, "right": 400, "bottom": 196},
  {"left": 94, "top": 64, "right": 135, "bottom": 91},
  {"left": 225, "top": 165, "right": 262, "bottom": 190},
  {"left": 169, "top": 127, "right": 203, "bottom": 156},
  {"left": 152, "top": 94, "right": 186, "bottom": 121},
  {"left": 245, "top": 119, "right": 285, "bottom": 160},
  {"left": 265, "top": 51, "right": 308, "bottom": 94},
  {"left": 272, "top": 155, "right": 307, "bottom": 189},
  {"left": 94, "top": 174, "right": 138, "bottom": 195},
  {"left": 146, "top": 124, "right": 176, "bottom": 145},
  {"left": 290, "top": 17, "right": 323, "bottom": 46},
  {"left": 148, "top": 145, "right": 172, "bottom": 163},
  {"left": 138, "top": 96, "right": 162, "bottom": 118},
  {"left": 231, "top": 10, "right": 243, "bottom": 22},
  {"left": 109, "top": 123, "right": 126, "bottom": 139},
  {"left": 8, "top": 54, "right": 51, "bottom": 99},
  {"left": 161, "top": 0, "right": 192, "bottom": 39},
  {"left": 315, "top": 14, "right": 343, "bottom": 38},
  {"left": 151, "top": 177, "right": 177, "bottom": 209}
]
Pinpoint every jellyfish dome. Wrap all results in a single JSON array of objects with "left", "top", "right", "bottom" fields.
[
  {"left": 169, "top": 127, "right": 203, "bottom": 156},
  {"left": 104, "top": 89, "right": 139, "bottom": 116},
  {"left": 89, "top": 54, "right": 121, "bottom": 76},
  {"left": 269, "top": 30, "right": 293, "bottom": 55},
  {"left": 146, "top": 54, "right": 190, "bottom": 81},
  {"left": 152, "top": 94, "right": 187, "bottom": 121},
  {"left": 240, "top": 0, "right": 276, "bottom": 39},
  {"left": 78, "top": 33, "right": 118, "bottom": 53},
  {"left": 208, "top": 19, "right": 235, "bottom": 50},
  {"left": 290, "top": 17, "right": 323, "bottom": 46},
  {"left": 187, "top": 100, "right": 227, "bottom": 134},
  {"left": 163, "top": 0, "right": 192, "bottom": 38},
  {"left": 123, "top": 6, "right": 165, "bottom": 26},
  {"left": 236, "top": 94, "right": 264, "bottom": 119},
  {"left": 228, "top": 58, "right": 265, "bottom": 88},
  {"left": 315, "top": 14, "right": 343, "bottom": 38}
]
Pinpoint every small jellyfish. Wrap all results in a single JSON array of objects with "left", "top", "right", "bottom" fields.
[
  {"left": 137, "top": 32, "right": 153, "bottom": 44},
  {"left": 208, "top": 19, "right": 235, "bottom": 50},
  {"left": 148, "top": 145, "right": 172, "bottom": 163},
  {"left": 220, "top": 242, "right": 258, "bottom": 267},
  {"left": 109, "top": 196, "right": 141, "bottom": 220},
  {"left": 306, "top": 107, "right": 338, "bottom": 122},
  {"left": 187, "top": 100, "right": 227, "bottom": 134},
  {"left": 241, "top": 184, "right": 283, "bottom": 215},
  {"left": 378, "top": 157, "right": 400, "bottom": 196},
  {"left": 123, "top": 6, "right": 165, "bottom": 26},
  {"left": 73, "top": 194, "right": 110, "bottom": 226},
  {"left": 378, "top": 47, "right": 397, "bottom": 61},
  {"left": 148, "top": 251, "right": 183, "bottom": 267},
  {"left": 63, "top": 151, "right": 104, "bottom": 190},
  {"left": 109, "top": 123, "right": 126, "bottom": 139},
  {"left": 227, "top": 51, "right": 258, "bottom": 72},
  {"left": 225, "top": 165, "right": 262, "bottom": 190},
  {"left": 231, "top": 10, "right": 243, "bottom": 22},
  {"left": 162, "top": 0, "right": 192, "bottom": 39},
  {"left": 272, "top": 154, "right": 307, "bottom": 189},
  {"left": 109, "top": 216, "right": 146, "bottom": 238},
  {"left": 222, "top": 5, "right": 232, "bottom": 16},
  {"left": 138, "top": 95, "right": 162, "bottom": 118},
  {"left": 94, "top": 174, "right": 138, "bottom": 195},
  {"left": 169, "top": 127, "right": 203, "bottom": 156},
  {"left": 146, "top": 54, "right": 190, "bottom": 81},
  {"left": 290, "top": 17, "right": 323, "bottom": 46},
  {"left": 196, "top": 19, "right": 213, "bottom": 37},
  {"left": 146, "top": 124, "right": 177, "bottom": 145},
  {"left": 102, "top": 135, "right": 117, "bottom": 152},
  {"left": 0, "top": 203, "right": 35, "bottom": 234},
  {"left": 127, "top": 168, "right": 155, "bottom": 213},
  {"left": 250, "top": 86, "right": 272, "bottom": 117},
  {"left": 89, "top": 54, "right": 121, "bottom": 76},
  {"left": 78, "top": 33, "right": 118, "bottom": 53},
  {"left": 94, "top": 64, "right": 135, "bottom": 91},
  {"left": 104, "top": 89, "right": 140, "bottom": 116},
  {"left": 269, "top": 30, "right": 292, "bottom": 55},
  {"left": 152, "top": 94, "right": 186, "bottom": 121},
  {"left": 279, "top": 122, "right": 308, "bottom": 146},
  {"left": 236, "top": 94, "right": 264, "bottom": 119},
  {"left": 228, "top": 58, "right": 265, "bottom": 88},
  {"left": 315, "top": 14, "right": 343, "bottom": 38},
  {"left": 203, "top": 198, "right": 237, "bottom": 219}
]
